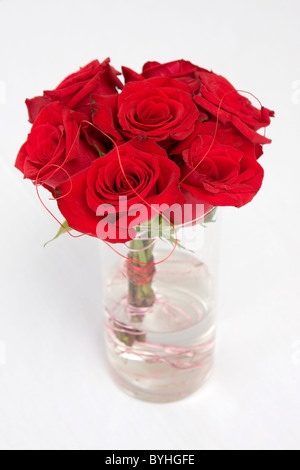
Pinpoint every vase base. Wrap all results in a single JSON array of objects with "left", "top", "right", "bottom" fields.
[{"left": 107, "top": 360, "right": 214, "bottom": 403}]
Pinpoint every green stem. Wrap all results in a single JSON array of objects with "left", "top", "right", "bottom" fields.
[
  {"left": 114, "top": 238, "right": 156, "bottom": 346},
  {"left": 128, "top": 238, "right": 155, "bottom": 312}
]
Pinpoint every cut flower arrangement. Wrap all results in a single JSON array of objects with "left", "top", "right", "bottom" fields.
[{"left": 15, "top": 58, "right": 274, "bottom": 402}]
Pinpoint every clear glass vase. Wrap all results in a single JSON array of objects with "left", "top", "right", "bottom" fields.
[{"left": 100, "top": 208, "right": 220, "bottom": 402}]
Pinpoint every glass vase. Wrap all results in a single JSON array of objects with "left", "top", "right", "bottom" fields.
[{"left": 100, "top": 208, "right": 220, "bottom": 402}]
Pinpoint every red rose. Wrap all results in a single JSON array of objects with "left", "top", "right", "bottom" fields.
[
  {"left": 173, "top": 119, "right": 263, "bottom": 160},
  {"left": 56, "top": 138, "right": 182, "bottom": 242},
  {"left": 26, "top": 58, "right": 123, "bottom": 123},
  {"left": 15, "top": 102, "right": 98, "bottom": 189},
  {"left": 180, "top": 135, "right": 264, "bottom": 207},
  {"left": 92, "top": 77, "right": 199, "bottom": 146},
  {"left": 198, "top": 121, "right": 263, "bottom": 159},
  {"left": 194, "top": 71, "right": 274, "bottom": 144},
  {"left": 91, "top": 94, "right": 124, "bottom": 144},
  {"left": 122, "top": 59, "right": 208, "bottom": 93}
]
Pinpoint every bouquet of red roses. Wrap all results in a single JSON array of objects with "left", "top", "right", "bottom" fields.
[
  {"left": 15, "top": 58, "right": 273, "bottom": 244},
  {"left": 15, "top": 58, "right": 274, "bottom": 401}
]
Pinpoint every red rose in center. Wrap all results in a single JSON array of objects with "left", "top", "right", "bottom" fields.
[{"left": 92, "top": 77, "right": 200, "bottom": 147}]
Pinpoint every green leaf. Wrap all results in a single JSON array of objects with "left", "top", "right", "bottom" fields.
[
  {"left": 44, "top": 220, "right": 72, "bottom": 247},
  {"left": 136, "top": 214, "right": 175, "bottom": 239},
  {"left": 94, "top": 143, "right": 105, "bottom": 157},
  {"left": 135, "top": 208, "right": 217, "bottom": 252},
  {"left": 203, "top": 207, "right": 217, "bottom": 225},
  {"left": 161, "top": 235, "right": 195, "bottom": 253}
]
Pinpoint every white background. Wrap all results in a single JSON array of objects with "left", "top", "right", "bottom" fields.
[{"left": 0, "top": 0, "right": 300, "bottom": 451}]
